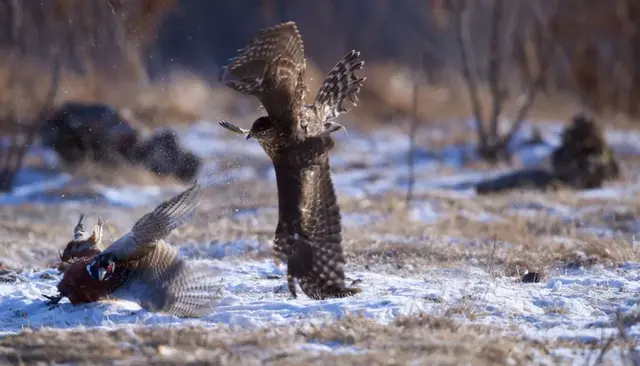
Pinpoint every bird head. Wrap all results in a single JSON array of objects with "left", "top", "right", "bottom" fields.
[
  {"left": 247, "top": 116, "right": 277, "bottom": 141},
  {"left": 86, "top": 253, "right": 117, "bottom": 282}
]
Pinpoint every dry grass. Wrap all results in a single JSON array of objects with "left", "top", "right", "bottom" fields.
[
  {"left": 2, "top": 314, "right": 635, "bottom": 365},
  {"left": 0, "top": 58, "right": 240, "bottom": 135},
  {"left": 319, "top": 177, "right": 640, "bottom": 286},
  {"left": 1, "top": 161, "right": 638, "bottom": 272},
  {"left": 59, "top": 161, "right": 180, "bottom": 187},
  {"left": 0, "top": 54, "right": 632, "bottom": 138},
  {"left": 0, "top": 315, "right": 558, "bottom": 365},
  {"left": 0, "top": 151, "right": 638, "bottom": 365}
]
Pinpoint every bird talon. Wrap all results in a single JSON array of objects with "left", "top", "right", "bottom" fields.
[{"left": 43, "top": 294, "right": 63, "bottom": 305}]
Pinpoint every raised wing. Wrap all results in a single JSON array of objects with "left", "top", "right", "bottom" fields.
[
  {"left": 101, "top": 181, "right": 202, "bottom": 261},
  {"left": 273, "top": 136, "right": 359, "bottom": 299},
  {"left": 112, "top": 241, "right": 222, "bottom": 317},
  {"left": 219, "top": 21, "right": 307, "bottom": 132},
  {"left": 310, "top": 50, "right": 365, "bottom": 127}
]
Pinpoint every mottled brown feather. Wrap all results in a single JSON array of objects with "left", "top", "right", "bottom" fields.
[
  {"left": 219, "top": 22, "right": 365, "bottom": 300},
  {"left": 273, "top": 136, "right": 359, "bottom": 299},
  {"left": 220, "top": 21, "right": 306, "bottom": 131}
]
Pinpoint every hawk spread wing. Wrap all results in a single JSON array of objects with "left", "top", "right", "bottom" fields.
[
  {"left": 310, "top": 50, "right": 366, "bottom": 128},
  {"left": 220, "top": 21, "right": 307, "bottom": 132},
  {"left": 273, "top": 136, "right": 359, "bottom": 299},
  {"left": 100, "top": 181, "right": 201, "bottom": 261}
]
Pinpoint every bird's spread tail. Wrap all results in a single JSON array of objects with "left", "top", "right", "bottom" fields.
[
  {"left": 159, "top": 262, "right": 223, "bottom": 318},
  {"left": 113, "top": 242, "right": 222, "bottom": 318}
]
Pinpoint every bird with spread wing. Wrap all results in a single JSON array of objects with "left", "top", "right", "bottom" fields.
[
  {"left": 45, "top": 181, "right": 222, "bottom": 317},
  {"left": 218, "top": 21, "right": 365, "bottom": 299}
]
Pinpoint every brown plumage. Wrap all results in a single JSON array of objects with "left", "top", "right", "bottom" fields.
[
  {"left": 39, "top": 102, "right": 140, "bottom": 165},
  {"left": 551, "top": 114, "right": 620, "bottom": 189},
  {"left": 219, "top": 21, "right": 364, "bottom": 300},
  {"left": 56, "top": 214, "right": 104, "bottom": 272},
  {"left": 54, "top": 257, "right": 118, "bottom": 304},
  {"left": 46, "top": 181, "right": 222, "bottom": 317}
]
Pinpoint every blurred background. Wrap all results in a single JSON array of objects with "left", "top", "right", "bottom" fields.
[
  {"left": 1, "top": 0, "right": 638, "bottom": 124},
  {"left": 0, "top": 0, "right": 637, "bottom": 191}
]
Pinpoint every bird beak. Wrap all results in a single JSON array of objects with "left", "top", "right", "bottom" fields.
[
  {"left": 246, "top": 132, "right": 253, "bottom": 140},
  {"left": 98, "top": 268, "right": 107, "bottom": 281}
]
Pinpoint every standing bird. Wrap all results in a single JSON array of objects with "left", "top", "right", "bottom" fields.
[
  {"left": 218, "top": 21, "right": 364, "bottom": 300},
  {"left": 45, "top": 181, "right": 222, "bottom": 317}
]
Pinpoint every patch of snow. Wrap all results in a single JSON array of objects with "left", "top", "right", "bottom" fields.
[
  {"left": 1, "top": 258, "right": 638, "bottom": 347},
  {"left": 576, "top": 184, "right": 640, "bottom": 200},
  {"left": 517, "top": 144, "right": 554, "bottom": 168},
  {"left": 96, "top": 185, "right": 167, "bottom": 208},
  {"left": 0, "top": 171, "right": 72, "bottom": 205},
  {"left": 408, "top": 201, "right": 440, "bottom": 224},
  {"left": 177, "top": 121, "right": 266, "bottom": 159},
  {"left": 179, "top": 239, "right": 269, "bottom": 259},
  {"left": 3, "top": 119, "right": 640, "bottom": 364},
  {"left": 342, "top": 212, "right": 387, "bottom": 227}
]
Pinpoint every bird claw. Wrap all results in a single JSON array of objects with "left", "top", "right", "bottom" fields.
[
  {"left": 43, "top": 294, "right": 63, "bottom": 306},
  {"left": 219, "top": 121, "right": 250, "bottom": 137},
  {"left": 350, "top": 278, "right": 363, "bottom": 286}
]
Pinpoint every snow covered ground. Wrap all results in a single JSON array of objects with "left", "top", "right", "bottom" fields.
[
  {"left": 1, "top": 118, "right": 640, "bottom": 364},
  {"left": 3, "top": 258, "right": 640, "bottom": 340}
]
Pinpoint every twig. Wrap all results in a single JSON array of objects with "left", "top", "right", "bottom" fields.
[
  {"left": 502, "top": 2, "right": 557, "bottom": 146},
  {"left": 0, "top": 53, "right": 60, "bottom": 192},
  {"left": 452, "top": 0, "right": 486, "bottom": 149},
  {"left": 406, "top": 53, "right": 423, "bottom": 205},
  {"left": 487, "top": 0, "right": 506, "bottom": 140}
]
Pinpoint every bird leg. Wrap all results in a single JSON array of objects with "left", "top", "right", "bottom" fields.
[
  {"left": 287, "top": 272, "right": 297, "bottom": 299},
  {"left": 219, "top": 121, "right": 250, "bottom": 137}
]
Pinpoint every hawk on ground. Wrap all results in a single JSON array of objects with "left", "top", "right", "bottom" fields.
[{"left": 218, "top": 21, "right": 365, "bottom": 299}]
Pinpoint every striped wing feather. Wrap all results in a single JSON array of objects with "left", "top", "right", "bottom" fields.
[{"left": 220, "top": 22, "right": 307, "bottom": 131}]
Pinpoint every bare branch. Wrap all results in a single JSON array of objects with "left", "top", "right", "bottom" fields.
[
  {"left": 36, "top": 54, "right": 61, "bottom": 121},
  {"left": 0, "top": 54, "right": 61, "bottom": 193},
  {"left": 406, "top": 53, "right": 423, "bottom": 205},
  {"left": 487, "top": 0, "right": 506, "bottom": 140},
  {"left": 500, "top": 2, "right": 521, "bottom": 74},
  {"left": 502, "top": 2, "right": 557, "bottom": 146},
  {"left": 452, "top": 0, "right": 486, "bottom": 147}
]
